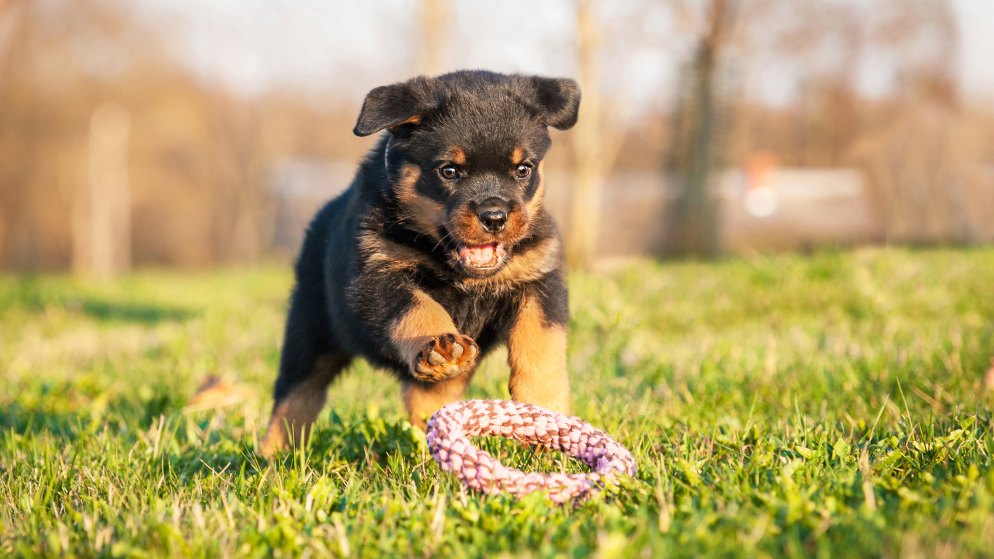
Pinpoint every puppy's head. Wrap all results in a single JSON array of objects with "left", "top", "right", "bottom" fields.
[{"left": 354, "top": 71, "right": 580, "bottom": 277}]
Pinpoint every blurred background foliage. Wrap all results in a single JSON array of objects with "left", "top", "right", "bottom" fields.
[{"left": 1, "top": 0, "right": 993, "bottom": 273}]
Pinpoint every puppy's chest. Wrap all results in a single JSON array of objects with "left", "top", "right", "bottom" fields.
[{"left": 433, "top": 289, "right": 521, "bottom": 340}]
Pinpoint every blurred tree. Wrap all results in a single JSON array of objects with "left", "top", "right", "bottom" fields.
[
  {"left": 0, "top": 0, "right": 314, "bottom": 270},
  {"left": 664, "top": 0, "right": 738, "bottom": 258},
  {"left": 840, "top": 0, "right": 969, "bottom": 243},
  {"left": 204, "top": 91, "right": 271, "bottom": 264},
  {"left": 75, "top": 102, "right": 132, "bottom": 278},
  {"left": 0, "top": 0, "right": 984, "bottom": 270},
  {"left": 0, "top": 0, "right": 26, "bottom": 266},
  {"left": 565, "top": 0, "right": 647, "bottom": 269},
  {"left": 663, "top": 0, "right": 968, "bottom": 252},
  {"left": 723, "top": 1, "right": 866, "bottom": 168},
  {"left": 0, "top": 0, "right": 91, "bottom": 270},
  {"left": 0, "top": 0, "right": 21, "bottom": 81},
  {"left": 565, "top": 0, "right": 604, "bottom": 270},
  {"left": 419, "top": 0, "right": 450, "bottom": 75}
]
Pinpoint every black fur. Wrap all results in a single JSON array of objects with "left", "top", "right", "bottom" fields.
[{"left": 271, "top": 70, "right": 579, "bottom": 412}]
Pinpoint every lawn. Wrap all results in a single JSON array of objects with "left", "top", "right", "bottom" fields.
[{"left": 1, "top": 247, "right": 993, "bottom": 558}]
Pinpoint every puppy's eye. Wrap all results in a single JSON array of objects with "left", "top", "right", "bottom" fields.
[
  {"left": 437, "top": 166, "right": 461, "bottom": 181},
  {"left": 514, "top": 163, "right": 533, "bottom": 180}
]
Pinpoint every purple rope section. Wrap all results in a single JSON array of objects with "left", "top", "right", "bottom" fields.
[{"left": 426, "top": 399, "right": 637, "bottom": 504}]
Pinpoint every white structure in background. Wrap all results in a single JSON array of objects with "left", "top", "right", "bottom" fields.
[
  {"left": 744, "top": 186, "right": 779, "bottom": 218},
  {"left": 268, "top": 158, "right": 354, "bottom": 253},
  {"left": 721, "top": 168, "right": 878, "bottom": 251}
]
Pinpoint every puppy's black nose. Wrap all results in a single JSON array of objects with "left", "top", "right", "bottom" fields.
[{"left": 478, "top": 208, "right": 508, "bottom": 233}]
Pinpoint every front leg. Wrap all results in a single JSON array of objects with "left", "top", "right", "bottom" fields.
[
  {"left": 507, "top": 282, "right": 571, "bottom": 414},
  {"left": 389, "top": 290, "right": 479, "bottom": 424}
]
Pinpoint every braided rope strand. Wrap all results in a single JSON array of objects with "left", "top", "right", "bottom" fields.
[{"left": 426, "top": 400, "right": 637, "bottom": 504}]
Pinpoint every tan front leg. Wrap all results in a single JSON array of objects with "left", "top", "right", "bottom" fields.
[
  {"left": 403, "top": 372, "right": 474, "bottom": 429},
  {"left": 390, "top": 290, "right": 479, "bottom": 424},
  {"left": 507, "top": 294, "right": 571, "bottom": 414}
]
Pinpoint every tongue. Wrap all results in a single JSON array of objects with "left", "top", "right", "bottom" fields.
[{"left": 459, "top": 243, "right": 500, "bottom": 268}]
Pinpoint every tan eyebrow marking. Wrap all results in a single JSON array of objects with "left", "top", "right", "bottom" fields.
[{"left": 446, "top": 146, "right": 467, "bottom": 165}]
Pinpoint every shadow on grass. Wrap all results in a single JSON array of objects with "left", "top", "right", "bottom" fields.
[
  {"left": 0, "top": 400, "right": 264, "bottom": 480},
  {"left": 0, "top": 385, "right": 181, "bottom": 439},
  {"left": 2, "top": 278, "right": 196, "bottom": 325},
  {"left": 162, "top": 435, "right": 263, "bottom": 480},
  {"left": 0, "top": 405, "right": 85, "bottom": 439},
  {"left": 1, "top": 386, "right": 427, "bottom": 487},
  {"left": 78, "top": 298, "right": 196, "bottom": 324},
  {"left": 306, "top": 413, "right": 424, "bottom": 465}
]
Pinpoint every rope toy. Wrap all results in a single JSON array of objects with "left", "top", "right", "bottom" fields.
[{"left": 426, "top": 399, "right": 636, "bottom": 503}]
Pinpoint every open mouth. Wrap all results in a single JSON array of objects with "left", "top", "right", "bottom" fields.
[{"left": 456, "top": 242, "right": 506, "bottom": 271}]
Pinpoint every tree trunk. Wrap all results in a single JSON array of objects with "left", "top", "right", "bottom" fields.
[
  {"left": 418, "top": 0, "right": 449, "bottom": 75},
  {"left": 566, "top": 0, "right": 604, "bottom": 270},
  {"left": 74, "top": 103, "right": 131, "bottom": 278},
  {"left": 665, "top": 0, "right": 735, "bottom": 258}
]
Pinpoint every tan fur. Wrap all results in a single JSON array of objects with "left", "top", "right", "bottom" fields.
[
  {"left": 507, "top": 293, "right": 570, "bottom": 414},
  {"left": 403, "top": 373, "right": 473, "bottom": 429},
  {"left": 446, "top": 146, "right": 467, "bottom": 166},
  {"left": 357, "top": 231, "right": 435, "bottom": 274},
  {"left": 389, "top": 290, "right": 458, "bottom": 368},
  {"left": 503, "top": 204, "right": 532, "bottom": 241},
  {"left": 526, "top": 162, "right": 546, "bottom": 215},
  {"left": 260, "top": 355, "right": 342, "bottom": 457},
  {"left": 446, "top": 195, "right": 535, "bottom": 249},
  {"left": 511, "top": 147, "right": 526, "bottom": 165},
  {"left": 447, "top": 207, "right": 485, "bottom": 244},
  {"left": 390, "top": 291, "right": 475, "bottom": 423},
  {"left": 394, "top": 164, "right": 444, "bottom": 239}
]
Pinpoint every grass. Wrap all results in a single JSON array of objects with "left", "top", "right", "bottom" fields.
[{"left": 1, "top": 247, "right": 993, "bottom": 558}]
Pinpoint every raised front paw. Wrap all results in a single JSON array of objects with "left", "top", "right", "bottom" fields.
[{"left": 412, "top": 333, "right": 479, "bottom": 382}]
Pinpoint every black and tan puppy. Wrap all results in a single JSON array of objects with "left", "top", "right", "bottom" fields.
[{"left": 261, "top": 70, "right": 580, "bottom": 456}]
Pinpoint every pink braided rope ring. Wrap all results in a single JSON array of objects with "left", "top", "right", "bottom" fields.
[{"left": 426, "top": 399, "right": 637, "bottom": 503}]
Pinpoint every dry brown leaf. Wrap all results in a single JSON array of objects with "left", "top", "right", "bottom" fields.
[
  {"left": 983, "top": 358, "right": 994, "bottom": 394},
  {"left": 184, "top": 375, "right": 254, "bottom": 412}
]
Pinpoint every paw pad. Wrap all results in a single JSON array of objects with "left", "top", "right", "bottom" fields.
[{"left": 414, "top": 333, "right": 479, "bottom": 382}]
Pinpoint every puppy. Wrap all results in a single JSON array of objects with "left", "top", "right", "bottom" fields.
[{"left": 261, "top": 70, "right": 581, "bottom": 456}]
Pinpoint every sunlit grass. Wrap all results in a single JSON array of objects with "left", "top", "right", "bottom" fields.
[{"left": 2, "top": 247, "right": 993, "bottom": 557}]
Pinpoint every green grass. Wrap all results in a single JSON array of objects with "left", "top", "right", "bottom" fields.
[{"left": 2, "top": 247, "right": 993, "bottom": 558}]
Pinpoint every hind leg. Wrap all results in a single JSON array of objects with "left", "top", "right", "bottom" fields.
[
  {"left": 261, "top": 353, "right": 348, "bottom": 457},
  {"left": 261, "top": 280, "right": 349, "bottom": 457}
]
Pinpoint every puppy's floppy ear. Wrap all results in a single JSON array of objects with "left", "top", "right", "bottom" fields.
[
  {"left": 527, "top": 77, "right": 582, "bottom": 130},
  {"left": 353, "top": 79, "right": 429, "bottom": 137}
]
